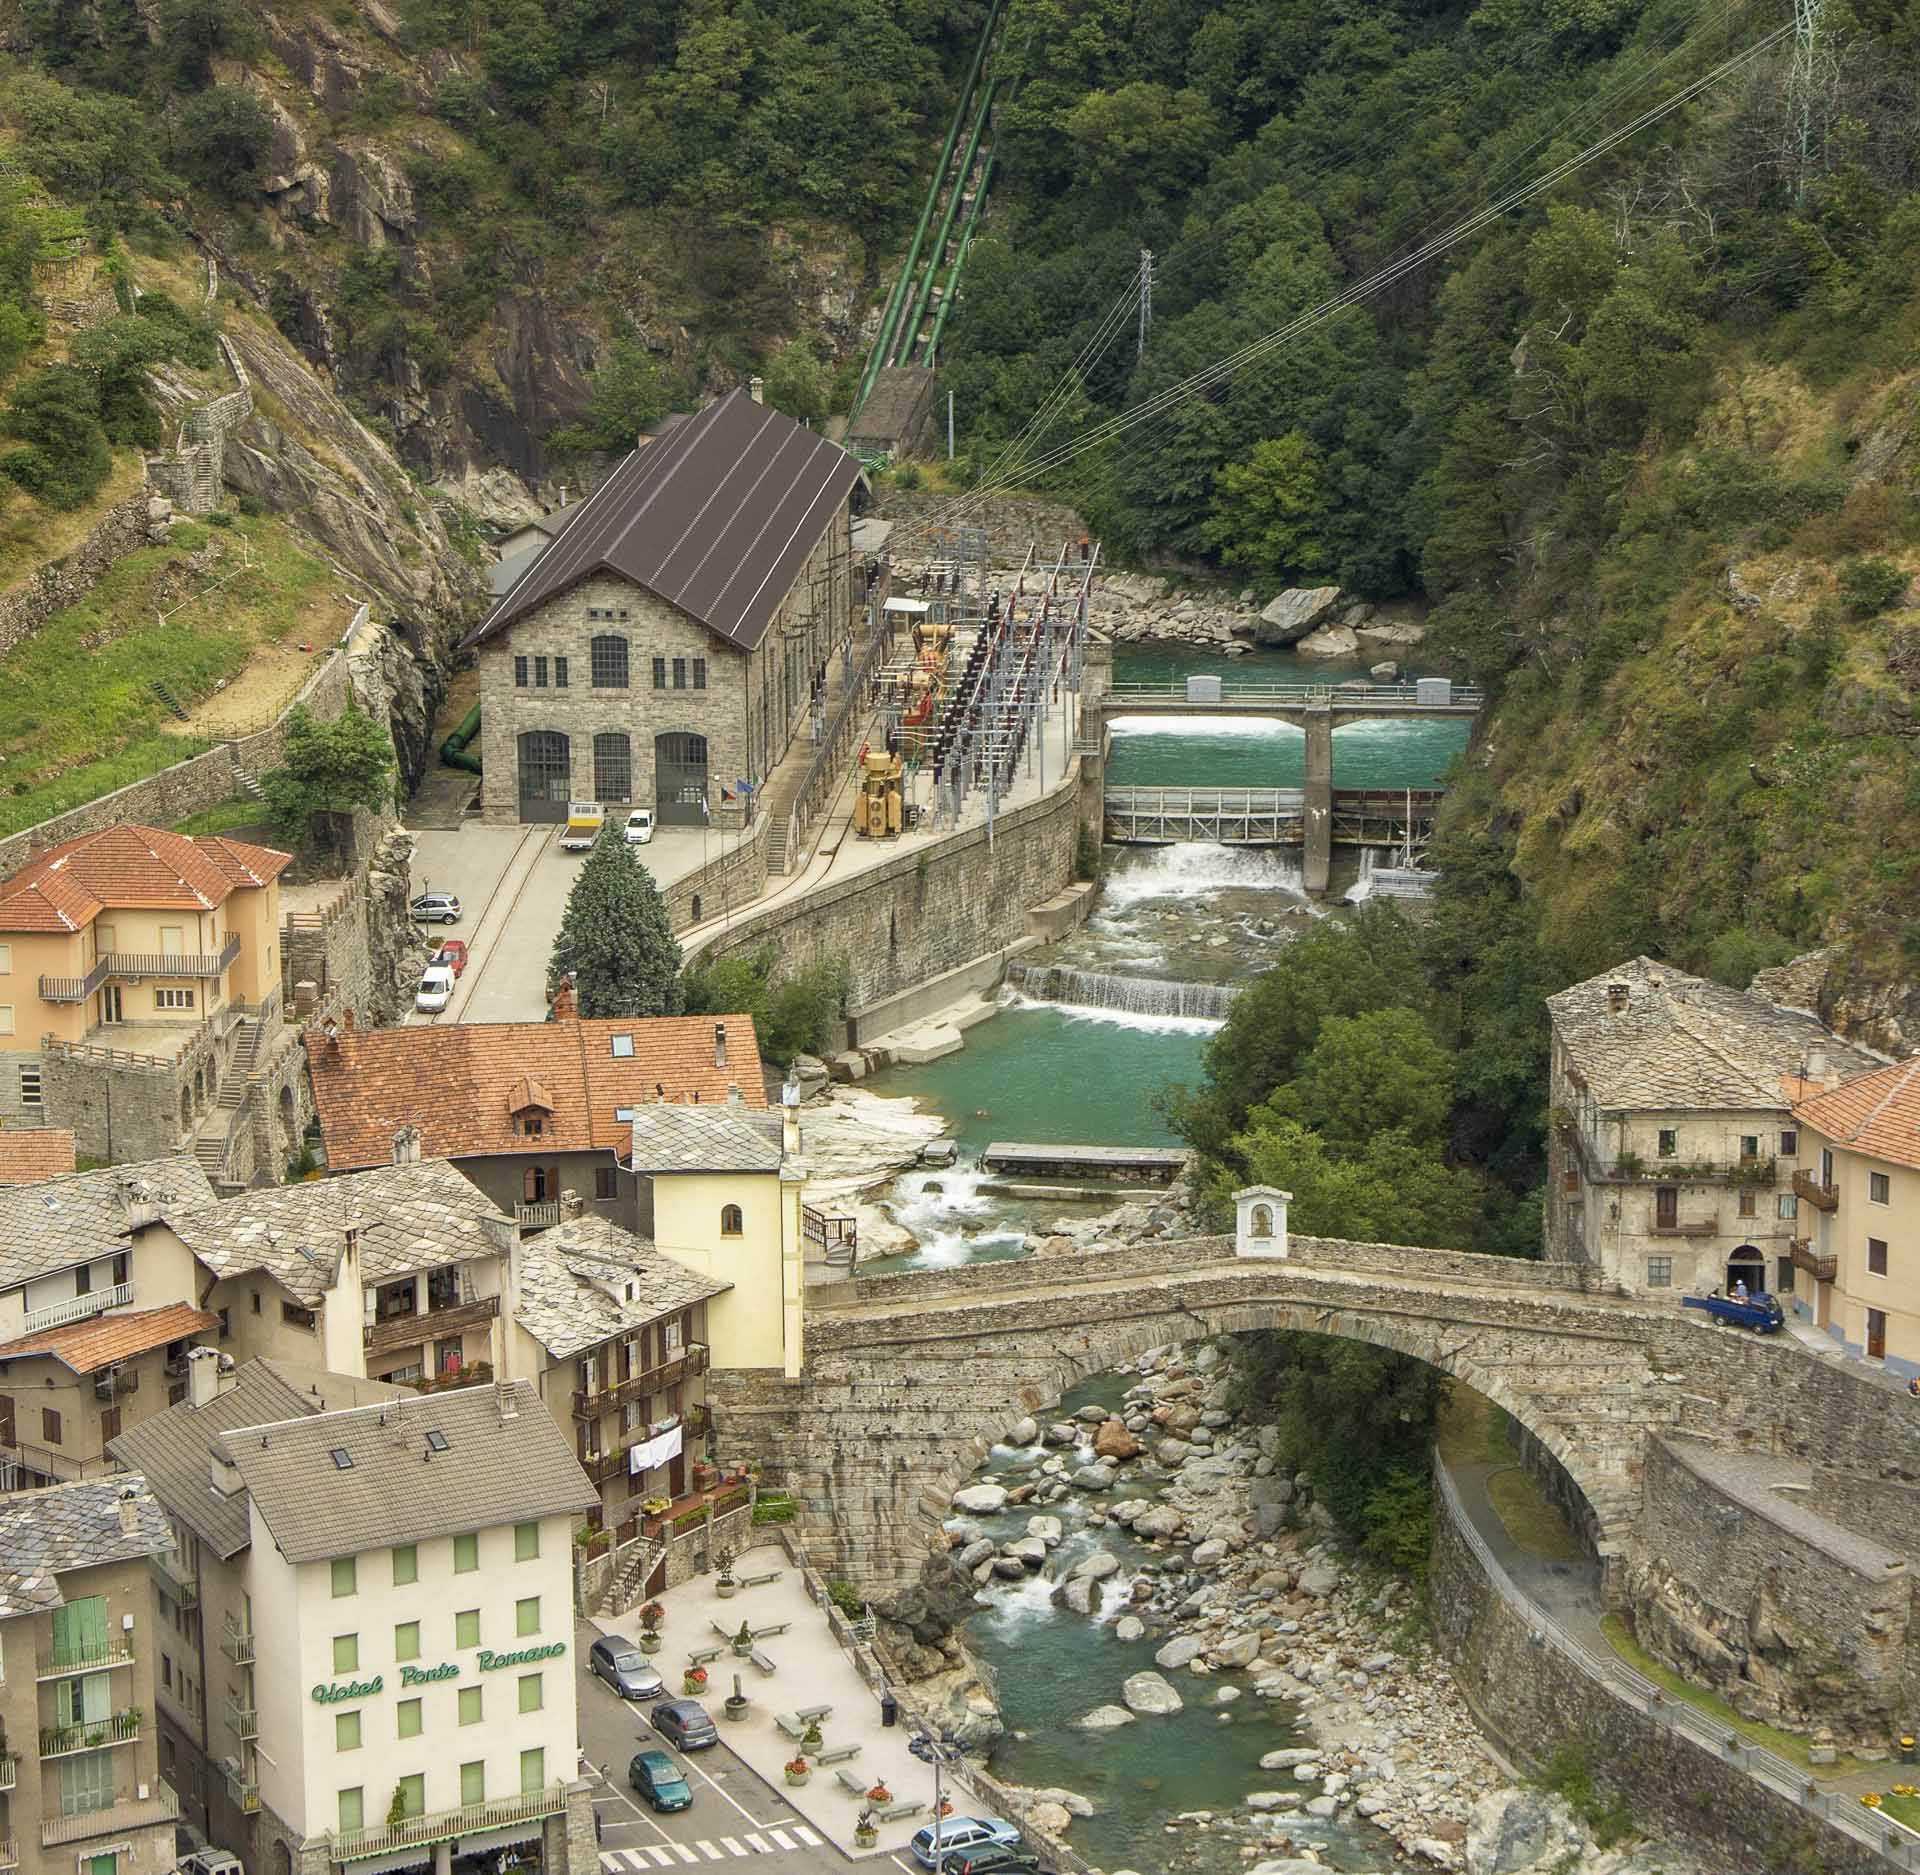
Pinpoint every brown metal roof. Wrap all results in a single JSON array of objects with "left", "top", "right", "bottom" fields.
[{"left": 466, "top": 388, "right": 861, "bottom": 655}]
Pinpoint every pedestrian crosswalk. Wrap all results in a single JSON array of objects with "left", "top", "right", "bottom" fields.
[{"left": 600, "top": 1828, "right": 823, "bottom": 1867}]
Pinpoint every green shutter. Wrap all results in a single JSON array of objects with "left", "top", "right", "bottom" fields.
[
  {"left": 515, "top": 1597, "right": 539, "bottom": 1637},
  {"left": 338, "top": 1788, "right": 364, "bottom": 1834},
  {"left": 458, "top": 1686, "right": 483, "bottom": 1726},
  {"left": 398, "top": 1774, "right": 424, "bottom": 1819},
  {"left": 460, "top": 1761, "right": 485, "bottom": 1807},
  {"left": 519, "top": 1748, "right": 544, "bottom": 1795},
  {"left": 52, "top": 1595, "right": 108, "bottom": 1666}
]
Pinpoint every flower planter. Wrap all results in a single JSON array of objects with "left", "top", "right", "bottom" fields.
[
  {"left": 715, "top": 1580, "right": 737, "bottom": 1600},
  {"left": 682, "top": 1674, "right": 708, "bottom": 1697},
  {"left": 784, "top": 1769, "right": 810, "bottom": 1788},
  {"left": 853, "top": 1828, "right": 877, "bottom": 1849},
  {"left": 723, "top": 1696, "right": 749, "bottom": 1723},
  {"left": 639, "top": 1632, "right": 660, "bottom": 1655}
]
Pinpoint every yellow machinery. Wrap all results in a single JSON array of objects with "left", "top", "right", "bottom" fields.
[{"left": 854, "top": 748, "right": 904, "bottom": 838}]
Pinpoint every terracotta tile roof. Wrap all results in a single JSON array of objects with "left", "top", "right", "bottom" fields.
[
  {"left": 1794, "top": 1057, "right": 1920, "bottom": 1172},
  {"left": 0, "top": 1129, "right": 76, "bottom": 1184},
  {"left": 0, "top": 824, "right": 290, "bottom": 934},
  {"left": 307, "top": 1013, "right": 766, "bottom": 1172},
  {"left": 1547, "top": 956, "right": 1882, "bottom": 1112},
  {"left": 0, "top": 1301, "right": 219, "bottom": 1372}
]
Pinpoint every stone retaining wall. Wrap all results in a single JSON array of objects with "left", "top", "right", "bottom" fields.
[{"left": 0, "top": 495, "right": 160, "bottom": 658}]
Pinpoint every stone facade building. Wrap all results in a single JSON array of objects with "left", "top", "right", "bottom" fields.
[
  {"left": 1791, "top": 1055, "right": 1920, "bottom": 1374},
  {"left": 466, "top": 387, "right": 863, "bottom": 831},
  {"left": 1545, "top": 957, "right": 1879, "bottom": 1296}
]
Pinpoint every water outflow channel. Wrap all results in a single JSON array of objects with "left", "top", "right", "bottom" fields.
[{"left": 858, "top": 643, "right": 1469, "bottom": 1865}]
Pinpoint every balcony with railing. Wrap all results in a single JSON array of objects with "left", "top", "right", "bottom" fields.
[
  {"left": 1564, "top": 1127, "right": 1780, "bottom": 1190},
  {"left": 1793, "top": 1168, "right": 1839, "bottom": 1213},
  {"left": 0, "top": 1753, "right": 16, "bottom": 1791},
  {"left": 225, "top": 1696, "right": 258, "bottom": 1740},
  {"left": 150, "top": 1553, "right": 198, "bottom": 1615},
  {"left": 39, "top": 1711, "right": 141, "bottom": 1758},
  {"left": 38, "top": 935, "right": 242, "bottom": 1003},
  {"left": 37, "top": 1638, "right": 135, "bottom": 1679},
  {"left": 226, "top": 1769, "right": 259, "bottom": 1816},
  {"left": 514, "top": 1200, "right": 562, "bottom": 1230},
  {"left": 328, "top": 1784, "right": 568, "bottom": 1862},
  {"left": 40, "top": 1780, "right": 178, "bottom": 1848},
  {"left": 363, "top": 1293, "right": 498, "bottom": 1356},
  {"left": 222, "top": 1614, "right": 255, "bottom": 1666},
  {"left": 21, "top": 1281, "right": 134, "bottom": 1336},
  {"left": 1791, "top": 1237, "right": 1839, "bottom": 1284},
  {"left": 0, "top": 1835, "right": 18, "bottom": 1868},
  {"left": 614, "top": 1469, "right": 748, "bottom": 1544},
  {"left": 572, "top": 1344, "right": 707, "bottom": 1420},
  {"left": 1648, "top": 1213, "right": 1721, "bottom": 1238}
]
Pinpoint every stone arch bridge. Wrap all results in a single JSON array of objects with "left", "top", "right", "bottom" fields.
[{"left": 709, "top": 1232, "right": 1920, "bottom": 1594}]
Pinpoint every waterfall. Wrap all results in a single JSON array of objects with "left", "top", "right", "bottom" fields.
[
  {"left": 1098, "top": 841, "right": 1307, "bottom": 905},
  {"left": 1005, "top": 964, "right": 1243, "bottom": 1022}
]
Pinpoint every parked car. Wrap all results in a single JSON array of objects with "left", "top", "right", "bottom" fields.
[
  {"left": 410, "top": 892, "right": 462, "bottom": 925},
  {"left": 910, "top": 1819, "right": 1022, "bottom": 1869},
  {"left": 177, "top": 1851, "right": 245, "bottom": 1875},
  {"left": 414, "top": 965, "right": 456, "bottom": 1013},
  {"left": 648, "top": 1698, "right": 719, "bottom": 1750},
  {"left": 624, "top": 807, "right": 656, "bottom": 845},
  {"left": 432, "top": 938, "right": 469, "bottom": 975},
  {"left": 589, "top": 1635, "right": 664, "bottom": 1701},
  {"left": 627, "top": 1749, "right": 692, "bottom": 1814},
  {"left": 939, "top": 1852, "right": 1049, "bottom": 1875}
]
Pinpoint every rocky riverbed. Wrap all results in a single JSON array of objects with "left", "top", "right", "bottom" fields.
[
  {"left": 881, "top": 1335, "right": 1712, "bottom": 1875},
  {"left": 1092, "top": 575, "right": 1430, "bottom": 669}
]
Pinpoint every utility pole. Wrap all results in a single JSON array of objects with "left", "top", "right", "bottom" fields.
[
  {"left": 1789, "top": 0, "right": 1824, "bottom": 206},
  {"left": 948, "top": 388, "right": 955, "bottom": 460},
  {"left": 1136, "top": 248, "right": 1153, "bottom": 360}
]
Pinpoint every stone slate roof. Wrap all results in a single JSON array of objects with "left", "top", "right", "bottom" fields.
[
  {"left": 107, "top": 1361, "right": 319, "bottom": 1560},
  {"left": 0, "top": 1129, "right": 76, "bottom": 1184},
  {"left": 1794, "top": 1057, "right": 1920, "bottom": 1172},
  {"left": 466, "top": 388, "right": 861, "bottom": 656},
  {"left": 1547, "top": 957, "right": 1881, "bottom": 1113},
  {"left": 0, "top": 1477, "right": 172, "bottom": 1619},
  {"left": 0, "top": 824, "right": 290, "bottom": 934},
  {"left": 306, "top": 1012, "right": 766, "bottom": 1172},
  {"left": 0, "top": 1301, "right": 218, "bottom": 1372},
  {"left": 626, "top": 1104, "right": 783, "bottom": 1174},
  {"left": 0, "top": 1156, "right": 215, "bottom": 1293},
  {"left": 215, "top": 1379, "right": 598, "bottom": 1563},
  {"left": 162, "top": 1159, "right": 510, "bottom": 1301},
  {"left": 515, "top": 1214, "right": 729, "bottom": 1361}
]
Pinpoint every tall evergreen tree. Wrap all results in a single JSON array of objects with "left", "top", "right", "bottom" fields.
[{"left": 548, "top": 824, "right": 684, "bottom": 1017}]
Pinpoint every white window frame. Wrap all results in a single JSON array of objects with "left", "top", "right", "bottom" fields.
[
  {"left": 154, "top": 988, "right": 194, "bottom": 1012},
  {"left": 1870, "top": 1172, "right": 1891, "bottom": 1206},
  {"left": 0, "top": 1006, "right": 14, "bottom": 1036},
  {"left": 20, "top": 1066, "right": 42, "bottom": 1106}
]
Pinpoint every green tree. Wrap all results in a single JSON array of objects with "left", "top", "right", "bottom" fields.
[
  {"left": 488, "top": 0, "right": 565, "bottom": 113},
  {"left": 1263, "top": 1006, "right": 1453, "bottom": 1153},
  {"left": 551, "top": 338, "right": 670, "bottom": 452},
  {"left": 176, "top": 85, "right": 272, "bottom": 198},
  {"left": 157, "top": 0, "right": 255, "bottom": 88},
  {"left": 1201, "top": 430, "right": 1334, "bottom": 580},
  {"left": 762, "top": 339, "right": 828, "bottom": 426},
  {"left": 548, "top": 823, "right": 685, "bottom": 1017},
  {"left": 680, "top": 943, "right": 848, "bottom": 1063},
  {"left": 1, "top": 366, "right": 109, "bottom": 509},
  {"left": 261, "top": 703, "right": 398, "bottom": 839}
]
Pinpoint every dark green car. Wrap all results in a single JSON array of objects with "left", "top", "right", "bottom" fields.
[{"left": 628, "top": 1749, "right": 692, "bottom": 1814}]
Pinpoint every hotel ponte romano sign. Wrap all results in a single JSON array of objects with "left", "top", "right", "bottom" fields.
[{"left": 311, "top": 1640, "right": 567, "bottom": 1702}]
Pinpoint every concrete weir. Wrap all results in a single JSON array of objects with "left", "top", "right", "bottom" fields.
[{"left": 977, "top": 1140, "right": 1188, "bottom": 1181}]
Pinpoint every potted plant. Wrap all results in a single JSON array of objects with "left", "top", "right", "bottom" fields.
[
  {"left": 641, "top": 1494, "right": 671, "bottom": 1518},
  {"left": 732, "top": 1620, "right": 754, "bottom": 1657},
  {"left": 682, "top": 1664, "right": 708, "bottom": 1697},
  {"left": 714, "top": 1546, "right": 738, "bottom": 1599},
  {"left": 800, "top": 1720, "right": 824, "bottom": 1754},
  {"left": 853, "top": 1811, "right": 878, "bottom": 1848},
  {"left": 784, "top": 1756, "right": 810, "bottom": 1788},
  {"left": 865, "top": 1782, "right": 892, "bottom": 1805}
]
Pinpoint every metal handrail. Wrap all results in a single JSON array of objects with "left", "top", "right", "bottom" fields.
[
  {"left": 22, "top": 1281, "right": 134, "bottom": 1335},
  {"left": 572, "top": 1345, "right": 706, "bottom": 1420},
  {"left": 1101, "top": 680, "right": 1486, "bottom": 707},
  {"left": 328, "top": 1784, "right": 567, "bottom": 1862}
]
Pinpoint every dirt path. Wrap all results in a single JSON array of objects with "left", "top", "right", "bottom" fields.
[{"left": 160, "top": 591, "right": 340, "bottom": 739}]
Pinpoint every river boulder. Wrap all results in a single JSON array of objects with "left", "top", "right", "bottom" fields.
[
  {"left": 1006, "top": 1537, "right": 1048, "bottom": 1569},
  {"left": 1296, "top": 1557, "right": 1342, "bottom": 1597},
  {"left": 1154, "top": 1634, "right": 1208, "bottom": 1671},
  {"left": 1008, "top": 1416, "right": 1039, "bottom": 1447},
  {"left": 1072, "top": 1704, "right": 1136, "bottom": 1729},
  {"left": 1069, "top": 1550, "right": 1122, "bottom": 1582},
  {"left": 952, "top": 1483, "right": 1009, "bottom": 1515},
  {"left": 1054, "top": 1576, "right": 1098, "bottom": 1615},
  {"left": 1296, "top": 621, "right": 1361, "bottom": 659},
  {"left": 1094, "top": 1419, "right": 1141, "bottom": 1460},
  {"left": 954, "top": 1537, "right": 996, "bottom": 1572},
  {"left": 1027, "top": 1802, "right": 1073, "bottom": 1836},
  {"left": 1465, "top": 1789, "right": 1588, "bottom": 1873},
  {"left": 1133, "top": 1504, "right": 1183, "bottom": 1539},
  {"left": 1070, "top": 1464, "right": 1116, "bottom": 1490},
  {"left": 1256, "top": 586, "right": 1342, "bottom": 645},
  {"left": 1026, "top": 1515, "right": 1064, "bottom": 1545},
  {"left": 1190, "top": 1538, "right": 1229, "bottom": 1571},
  {"left": 1113, "top": 1614, "right": 1145, "bottom": 1642},
  {"left": 1121, "top": 1670, "right": 1185, "bottom": 1715},
  {"left": 1211, "top": 1632, "right": 1261, "bottom": 1668},
  {"left": 1155, "top": 1437, "right": 1193, "bottom": 1466}
]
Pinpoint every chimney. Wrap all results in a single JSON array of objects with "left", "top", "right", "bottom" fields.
[
  {"left": 727, "top": 1084, "right": 743, "bottom": 1111},
  {"left": 342, "top": 1008, "right": 356, "bottom": 1032},
  {"left": 748, "top": 377, "right": 764, "bottom": 405},
  {"left": 117, "top": 1485, "right": 141, "bottom": 1536},
  {"left": 781, "top": 1079, "right": 802, "bottom": 1157},
  {"left": 392, "top": 1124, "right": 422, "bottom": 1166},
  {"left": 714, "top": 1022, "right": 728, "bottom": 1069},
  {"left": 1807, "top": 1044, "right": 1828, "bottom": 1084},
  {"left": 561, "top": 1188, "right": 585, "bottom": 1220},
  {"left": 551, "top": 976, "right": 578, "bottom": 1024},
  {"left": 186, "top": 1344, "right": 222, "bottom": 1410},
  {"left": 1606, "top": 982, "right": 1629, "bottom": 1014},
  {"left": 496, "top": 1379, "right": 518, "bottom": 1423}
]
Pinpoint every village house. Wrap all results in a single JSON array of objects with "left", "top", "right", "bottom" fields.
[
  {"left": 114, "top": 1361, "right": 596, "bottom": 1875},
  {"left": 1545, "top": 957, "right": 1879, "bottom": 1295},
  {"left": 1789, "top": 1055, "right": 1920, "bottom": 1374},
  {"left": 0, "top": 1475, "right": 179, "bottom": 1875},
  {"left": 465, "top": 386, "right": 863, "bottom": 831}
]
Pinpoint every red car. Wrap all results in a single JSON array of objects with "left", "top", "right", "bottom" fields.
[{"left": 432, "top": 940, "right": 469, "bottom": 976}]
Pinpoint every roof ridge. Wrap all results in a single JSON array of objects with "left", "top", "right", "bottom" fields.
[{"left": 1826, "top": 1055, "right": 1920, "bottom": 1148}]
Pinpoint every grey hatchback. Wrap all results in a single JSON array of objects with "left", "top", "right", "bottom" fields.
[
  {"left": 649, "top": 1698, "right": 719, "bottom": 1750},
  {"left": 589, "top": 1636, "right": 665, "bottom": 1702}
]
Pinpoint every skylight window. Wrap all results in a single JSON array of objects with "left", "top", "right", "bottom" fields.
[
  {"left": 330, "top": 1448, "right": 354, "bottom": 1469},
  {"left": 425, "top": 1430, "right": 449, "bottom": 1454},
  {"left": 611, "top": 1035, "right": 635, "bottom": 1058},
  {"left": 614, "top": 1107, "right": 635, "bottom": 1123}
]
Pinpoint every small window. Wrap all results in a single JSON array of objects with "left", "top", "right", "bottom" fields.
[
  {"left": 335, "top": 1709, "right": 361, "bottom": 1752},
  {"left": 42, "top": 1406, "right": 61, "bottom": 1444},
  {"left": 395, "top": 1620, "right": 420, "bottom": 1661},
  {"left": 155, "top": 988, "right": 195, "bottom": 1011},
  {"left": 534, "top": 655, "right": 549, "bottom": 688},
  {"left": 283, "top": 1301, "right": 317, "bottom": 1331},
  {"left": 516, "top": 1596, "right": 540, "bottom": 1637},
  {"left": 395, "top": 1773, "right": 424, "bottom": 1820},
  {"left": 333, "top": 1632, "right": 359, "bottom": 1672},
  {"left": 397, "top": 1697, "right": 423, "bottom": 1739},
  {"left": 330, "top": 1448, "right": 354, "bottom": 1470},
  {"left": 1738, "top": 1189, "right": 1757, "bottom": 1218},
  {"left": 1871, "top": 1172, "right": 1891, "bottom": 1205},
  {"left": 720, "top": 1204, "right": 743, "bottom": 1236},
  {"left": 554, "top": 655, "right": 569, "bottom": 688},
  {"left": 19, "top": 1067, "right": 41, "bottom": 1107},
  {"left": 338, "top": 1788, "right": 363, "bottom": 1834},
  {"left": 0, "top": 1006, "right": 13, "bottom": 1037},
  {"left": 454, "top": 1532, "right": 478, "bottom": 1573},
  {"left": 1781, "top": 1130, "right": 1798, "bottom": 1157},
  {"left": 250, "top": 1291, "right": 261, "bottom": 1315},
  {"left": 691, "top": 894, "right": 701, "bottom": 922},
  {"left": 0, "top": 943, "right": 11, "bottom": 973},
  {"left": 459, "top": 1685, "right": 483, "bottom": 1726},
  {"left": 519, "top": 1672, "right": 543, "bottom": 1714},
  {"left": 456, "top": 1609, "right": 480, "bottom": 1649},
  {"left": 1645, "top": 1257, "right": 1673, "bottom": 1288},
  {"left": 611, "top": 1033, "right": 634, "bottom": 1057},
  {"left": 514, "top": 1521, "right": 540, "bottom": 1562},
  {"left": 672, "top": 657, "right": 687, "bottom": 689},
  {"left": 519, "top": 1748, "right": 545, "bottom": 1796},
  {"left": 462, "top": 1760, "right": 486, "bottom": 1807},
  {"left": 1657, "top": 1129, "right": 1676, "bottom": 1157},
  {"left": 692, "top": 658, "right": 707, "bottom": 690},
  {"left": 392, "top": 1544, "right": 418, "bottom": 1586},
  {"left": 595, "top": 1166, "right": 618, "bottom": 1200},
  {"left": 425, "top": 1429, "right": 449, "bottom": 1454},
  {"left": 332, "top": 1557, "right": 357, "bottom": 1598},
  {"left": 514, "top": 656, "right": 529, "bottom": 688},
  {"left": 522, "top": 1115, "right": 544, "bottom": 1138},
  {"left": 1778, "top": 1194, "right": 1798, "bottom": 1220},
  {"left": 1869, "top": 1237, "right": 1890, "bottom": 1276},
  {"left": 652, "top": 657, "right": 667, "bottom": 690},
  {"left": 1740, "top": 1135, "right": 1760, "bottom": 1160}
]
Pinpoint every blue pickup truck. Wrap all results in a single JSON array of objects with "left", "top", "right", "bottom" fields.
[{"left": 1682, "top": 1290, "right": 1786, "bottom": 1333}]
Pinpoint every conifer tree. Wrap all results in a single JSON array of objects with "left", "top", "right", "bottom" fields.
[{"left": 547, "top": 823, "right": 683, "bottom": 1017}]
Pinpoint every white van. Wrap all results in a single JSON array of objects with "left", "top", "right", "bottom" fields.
[
  {"left": 415, "top": 964, "right": 456, "bottom": 1013},
  {"left": 624, "top": 807, "right": 656, "bottom": 845}
]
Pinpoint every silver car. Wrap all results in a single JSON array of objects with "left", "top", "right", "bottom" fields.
[{"left": 589, "top": 1635, "right": 665, "bottom": 1701}]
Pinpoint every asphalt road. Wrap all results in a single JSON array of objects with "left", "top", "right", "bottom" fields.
[{"left": 575, "top": 1621, "right": 901, "bottom": 1875}]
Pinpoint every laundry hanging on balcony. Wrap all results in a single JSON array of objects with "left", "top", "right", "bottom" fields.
[{"left": 627, "top": 1418, "right": 683, "bottom": 1475}]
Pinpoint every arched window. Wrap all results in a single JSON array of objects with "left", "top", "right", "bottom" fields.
[
  {"left": 517, "top": 730, "right": 571, "bottom": 809},
  {"left": 593, "top": 732, "right": 632, "bottom": 801},
  {"left": 720, "top": 1204, "right": 743, "bottom": 1237},
  {"left": 690, "top": 894, "right": 702, "bottom": 923},
  {"left": 1250, "top": 1204, "right": 1274, "bottom": 1238},
  {"left": 590, "top": 635, "right": 630, "bottom": 689}
]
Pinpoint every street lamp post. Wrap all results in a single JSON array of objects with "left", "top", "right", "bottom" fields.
[{"left": 911, "top": 1729, "right": 966, "bottom": 1858}]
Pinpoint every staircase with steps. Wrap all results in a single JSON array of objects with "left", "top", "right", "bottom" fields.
[
  {"left": 230, "top": 763, "right": 266, "bottom": 802},
  {"left": 764, "top": 817, "right": 792, "bottom": 878},
  {"left": 149, "top": 680, "right": 190, "bottom": 722},
  {"left": 601, "top": 1537, "right": 667, "bottom": 1615}
]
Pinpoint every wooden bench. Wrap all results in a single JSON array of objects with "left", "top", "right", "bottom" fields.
[
  {"left": 774, "top": 1712, "right": 809, "bottom": 1740},
  {"left": 738, "top": 1569, "right": 782, "bottom": 1588},
  {"left": 816, "top": 1743, "right": 860, "bottom": 1765},
  {"left": 875, "top": 1798, "right": 921, "bottom": 1822},
  {"left": 796, "top": 1702, "right": 833, "bottom": 1723},
  {"left": 748, "top": 1648, "right": 777, "bottom": 1675},
  {"left": 686, "top": 1645, "right": 724, "bottom": 1667},
  {"left": 833, "top": 1767, "right": 867, "bottom": 1797},
  {"left": 749, "top": 1621, "right": 790, "bottom": 1639}
]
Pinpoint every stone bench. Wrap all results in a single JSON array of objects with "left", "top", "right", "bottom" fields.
[
  {"left": 750, "top": 1621, "right": 790, "bottom": 1639},
  {"left": 775, "top": 1712, "right": 810, "bottom": 1740},
  {"left": 687, "top": 1646, "right": 725, "bottom": 1667},
  {"left": 816, "top": 1743, "right": 860, "bottom": 1765},
  {"left": 710, "top": 1619, "right": 745, "bottom": 1641},
  {"left": 833, "top": 1767, "right": 868, "bottom": 1797},
  {"left": 874, "top": 1798, "right": 921, "bottom": 1822},
  {"left": 796, "top": 1702, "right": 832, "bottom": 1723},
  {"left": 749, "top": 1648, "right": 777, "bottom": 1675},
  {"left": 738, "top": 1569, "right": 782, "bottom": 1588}
]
